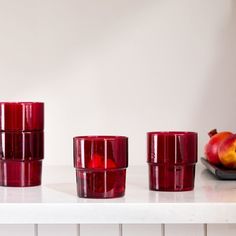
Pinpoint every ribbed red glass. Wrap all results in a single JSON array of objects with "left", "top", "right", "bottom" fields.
[
  {"left": 147, "top": 131, "right": 198, "bottom": 191},
  {"left": 0, "top": 102, "right": 44, "bottom": 131},
  {"left": 0, "top": 160, "right": 42, "bottom": 187},
  {"left": 73, "top": 136, "right": 128, "bottom": 198},
  {"left": 0, "top": 102, "right": 44, "bottom": 187},
  {"left": 0, "top": 131, "right": 43, "bottom": 160}
]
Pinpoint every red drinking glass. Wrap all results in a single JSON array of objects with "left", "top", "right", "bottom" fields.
[
  {"left": 73, "top": 136, "right": 128, "bottom": 198},
  {"left": 147, "top": 131, "right": 198, "bottom": 191},
  {"left": 0, "top": 102, "right": 44, "bottom": 187}
]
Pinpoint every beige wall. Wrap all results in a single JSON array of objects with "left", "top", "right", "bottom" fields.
[{"left": 0, "top": 0, "right": 235, "bottom": 166}]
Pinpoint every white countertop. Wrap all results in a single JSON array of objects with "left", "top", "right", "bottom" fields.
[{"left": 0, "top": 164, "right": 235, "bottom": 224}]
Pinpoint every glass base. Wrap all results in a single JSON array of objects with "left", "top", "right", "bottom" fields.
[
  {"left": 76, "top": 169, "right": 126, "bottom": 198},
  {"left": 149, "top": 164, "right": 195, "bottom": 191},
  {"left": 0, "top": 160, "right": 42, "bottom": 187}
]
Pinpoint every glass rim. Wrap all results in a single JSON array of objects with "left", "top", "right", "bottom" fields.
[
  {"left": 73, "top": 135, "right": 128, "bottom": 141},
  {"left": 147, "top": 131, "right": 197, "bottom": 136},
  {"left": 0, "top": 102, "right": 44, "bottom": 105}
]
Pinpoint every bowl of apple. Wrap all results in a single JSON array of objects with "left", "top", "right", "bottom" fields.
[{"left": 201, "top": 129, "right": 236, "bottom": 179}]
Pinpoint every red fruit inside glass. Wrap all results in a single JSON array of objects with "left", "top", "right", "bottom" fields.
[
  {"left": 88, "top": 154, "right": 116, "bottom": 169},
  {"left": 205, "top": 129, "right": 233, "bottom": 165},
  {"left": 74, "top": 136, "right": 128, "bottom": 198}
]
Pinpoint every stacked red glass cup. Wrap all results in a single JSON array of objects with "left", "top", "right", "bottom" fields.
[
  {"left": 147, "top": 131, "right": 198, "bottom": 191},
  {"left": 73, "top": 136, "right": 128, "bottom": 198},
  {"left": 0, "top": 102, "right": 44, "bottom": 187}
]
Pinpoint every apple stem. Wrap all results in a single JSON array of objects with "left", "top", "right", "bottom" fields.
[{"left": 208, "top": 129, "right": 218, "bottom": 137}]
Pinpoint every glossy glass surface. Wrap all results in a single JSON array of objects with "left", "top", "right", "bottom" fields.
[
  {"left": 76, "top": 169, "right": 126, "bottom": 198},
  {"left": 0, "top": 131, "right": 44, "bottom": 160},
  {"left": 147, "top": 131, "right": 198, "bottom": 164},
  {"left": 0, "top": 102, "right": 44, "bottom": 187},
  {"left": 147, "top": 131, "right": 198, "bottom": 191},
  {"left": 0, "top": 160, "right": 42, "bottom": 187},
  {"left": 73, "top": 136, "right": 128, "bottom": 198},
  {"left": 73, "top": 136, "right": 128, "bottom": 169},
  {"left": 149, "top": 164, "right": 196, "bottom": 191},
  {"left": 0, "top": 102, "right": 44, "bottom": 131}
]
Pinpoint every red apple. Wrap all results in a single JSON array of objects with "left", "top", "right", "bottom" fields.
[
  {"left": 218, "top": 134, "right": 236, "bottom": 169},
  {"left": 205, "top": 129, "right": 233, "bottom": 165}
]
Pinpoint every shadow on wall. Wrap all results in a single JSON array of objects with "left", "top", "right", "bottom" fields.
[{"left": 197, "top": 1, "right": 236, "bottom": 152}]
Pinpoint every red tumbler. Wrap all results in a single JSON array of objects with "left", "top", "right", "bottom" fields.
[
  {"left": 147, "top": 131, "right": 198, "bottom": 191},
  {"left": 0, "top": 102, "right": 44, "bottom": 187},
  {"left": 73, "top": 136, "right": 128, "bottom": 198}
]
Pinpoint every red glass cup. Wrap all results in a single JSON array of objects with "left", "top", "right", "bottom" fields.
[
  {"left": 147, "top": 131, "right": 198, "bottom": 191},
  {"left": 73, "top": 136, "right": 128, "bottom": 198},
  {"left": 0, "top": 102, "right": 44, "bottom": 187}
]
